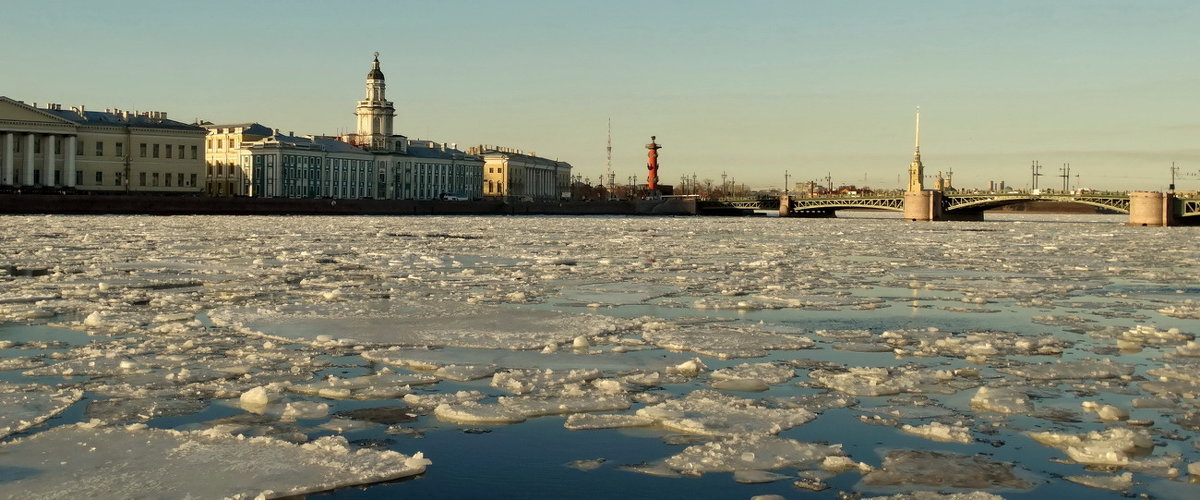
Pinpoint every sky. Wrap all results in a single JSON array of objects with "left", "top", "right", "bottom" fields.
[{"left": 3, "top": 0, "right": 1199, "bottom": 191}]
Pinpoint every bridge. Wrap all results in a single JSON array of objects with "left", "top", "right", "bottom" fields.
[{"left": 703, "top": 191, "right": 1200, "bottom": 226}]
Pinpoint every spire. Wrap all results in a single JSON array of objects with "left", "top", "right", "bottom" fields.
[
  {"left": 914, "top": 106, "right": 921, "bottom": 154},
  {"left": 907, "top": 106, "right": 925, "bottom": 192}
]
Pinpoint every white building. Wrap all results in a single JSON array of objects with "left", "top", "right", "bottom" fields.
[
  {"left": 0, "top": 96, "right": 206, "bottom": 192},
  {"left": 234, "top": 54, "right": 483, "bottom": 201}
]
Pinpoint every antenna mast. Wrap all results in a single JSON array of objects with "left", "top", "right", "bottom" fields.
[{"left": 606, "top": 118, "right": 614, "bottom": 194}]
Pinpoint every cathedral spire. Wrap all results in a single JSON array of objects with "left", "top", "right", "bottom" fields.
[
  {"left": 914, "top": 106, "right": 921, "bottom": 155},
  {"left": 907, "top": 107, "right": 925, "bottom": 192}
]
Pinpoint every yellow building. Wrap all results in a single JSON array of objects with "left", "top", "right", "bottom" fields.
[
  {"left": 202, "top": 122, "right": 272, "bottom": 196},
  {"left": 470, "top": 146, "right": 571, "bottom": 201},
  {"left": 0, "top": 96, "right": 206, "bottom": 192}
]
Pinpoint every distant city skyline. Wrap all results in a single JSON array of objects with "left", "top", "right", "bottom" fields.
[{"left": 5, "top": 0, "right": 1198, "bottom": 191}]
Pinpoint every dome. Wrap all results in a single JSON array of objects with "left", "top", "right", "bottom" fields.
[{"left": 367, "top": 53, "right": 384, "bottom": 80}]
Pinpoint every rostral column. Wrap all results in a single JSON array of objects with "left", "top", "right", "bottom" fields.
[{"left": 645, "top": 136, "right": 662, "bottom": 191}]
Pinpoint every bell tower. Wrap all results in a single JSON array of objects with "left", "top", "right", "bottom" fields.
[
  {"left": 354, "top": 52, "right": 396, "bottom": 150},
  {"left": 907, "top": 107, "right": 924, "bottom": 192}
]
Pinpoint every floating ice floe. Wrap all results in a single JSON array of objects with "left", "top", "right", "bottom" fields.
[
  {"left": 0, "top": 388, "right": 83, "bottom": 440},
  {"left": 641, "top": 325, "right": 813, "bottom": 359},
  {"left": 969, "top": 386, "right": 1033, "bottom": 414},
  {"left": 211, "top": 300, "right": 627, "bottom": 350},
  {"left": 861, "top": 450, "right": 1035, "bottom": 490},
  {"left": 810, "top": 365, "right": 978, "bottom": 397},
  {"left": 635, "top": 390, "right": 816, "bottom": 437},
  {"left": 900, "top": 421, "right": 974, "bottom": 444},
  {"left": 1064, "top": 471, "right": 1134, "bottom": 491},
  {"left": 997, "top": 358, "right": 1134, "bottom": 381},
  {"left": 287, "top": 368, "right": 438, "bottom": 400},
  {"left": 491, "top": 368, "right": 602, "bottom": 395},
  {"left": 1026, "top": 427, "right": 1176, "bottom": 470},
  {"left": 0, "top": 422, "right": 429, "bottom": 498},
  {"left": 661, "top": 434, "right": 845, "bottom": 476}
]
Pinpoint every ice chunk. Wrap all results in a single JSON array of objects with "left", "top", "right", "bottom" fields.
[
  {"left": 1064, "top": 471, "right": 1134, "bottom": 491},
  {"left": 635, "top": 390, "right": 816, "bottom": 437},
  {"left": 433, "top": 401, "right": 527, "bottom": 424},
  {"left": 663, "top": 434, "right": 844, "bottom": 475},
  {"left": 1080, "top": 401, "right": 1129, "bottom": 421},
  {"left": 498, "top": 393, "right": 631, "bottom": 417},
  {"left": 642, "top": 326, "right": 813, "bottom": 359},
  {"left": 280, "top": 401, "right": 330, "bottom": 422},
  {"left": 969, "top": 386, "right": 1033, "bottom": 414},
  {"left": 900, "top": 421, "right": 973, "bottom": 444},
  {"left": 1026, "top": 427, "right": 1155, "bottom": 466},
  {"left": 861, "top": 450, "right": 1034, "bottom": 489},
  {"left": 563, "top": 413, "right": 655, "bottom": 430},
  {"left": 212, "top": 300, "right": 624, "bottom": 350},
  {"left": 998, "top": 358, "right": 1134, "bottom": 380},
  {"left": 710, "top": 362, "right": 795, "bottom": 385},
  {"left": 287, "top": 369, "right": 437, "bottom": 400},
  {"left": 491, "top": 368, "right": 601, "bottom": 395},
  {"left": 0, "top": 389, "right": 83, "bottom": 439},
  {"left": 0, "top": 423, "right": 428, "bottom": 498},
  {"left": 810, "top": 365, "right": 974, "bottom": 397}
]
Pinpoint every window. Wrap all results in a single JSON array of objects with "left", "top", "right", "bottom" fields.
[
  {"left": 165, "top": 173, "right": 172, "bottom": 187},
  {"left": 189, "top": 174, "right": 197, "bottom": 187},
  {"left": 191, "top": 146, "right": 197, "bottom": 159},
  {"left": 153, "top": 144, "right": 160, "bottom": 158},
  {"left": 217, "top": 139, "right": 223, "bottom": 149},
  {"left": 178, "top": 173, "right": 184, "bottom": 186},
  {"left": 95, "top": 171, "right": 103, "bottom": 184},
  {"left": 206, "top": 139, "right": 212, "bottom": 149},
  {"left": 152, "top": 172, "right": 159, "bottom": 186},
  {"left": 139, "top": 172, "right": 146, "bottom": 186},
  {"left": 140, "top": 143, "right": 147, "bottom": 157},
  {"left": 178, "top": 144, "right": 184, "bottom": 159},
  {"left": 166, "top": 145, "right": 172, "bottom": 158},
  {"left": 115, "top": 172, "right": 122, "bottom": 186},
  {"left": 116, "top": 142, "right": 124, "bottom": 157},
  {"left": 75, "top": 171, "right": 82, "bottom": 185},
  {"left": 76, "top": 141, "right": 83, "bottom": 155},
  {"left": 96, "top": 141, "right": 103, "bottom": 156},
  {"left": 34, "top": 140, "right": 40, "bottom": 154}
]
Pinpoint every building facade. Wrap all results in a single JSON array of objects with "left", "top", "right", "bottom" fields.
[
  {"left": 202, "top": 122, "right": 271, "bottom": 196},
  {"left": 0, "top": 97, "right": 206, "bottom": 192},
  {"left": 470, "top": 146, "right": 572, "bottom": 201},
  {"left": 201, "top": 54, "right": 490, "bottom": 201}
]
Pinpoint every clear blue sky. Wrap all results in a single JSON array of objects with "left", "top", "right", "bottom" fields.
[{"left": 4, "top": 0, "right": 1198, "bottom": 191}]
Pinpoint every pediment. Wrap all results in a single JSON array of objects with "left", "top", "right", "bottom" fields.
[{"left": 0, "top": 97, "right": 78, "bottom": 128}]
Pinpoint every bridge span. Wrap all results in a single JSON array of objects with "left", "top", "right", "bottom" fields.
[{"left": 705, "top": 191, "right": 1199, "bottom": 226}]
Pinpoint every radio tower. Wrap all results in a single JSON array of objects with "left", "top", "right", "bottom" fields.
[{"left": 606, "top": 118, "right": 615, "bottom": 195}]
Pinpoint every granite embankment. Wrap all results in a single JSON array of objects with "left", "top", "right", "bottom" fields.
[{"left": 0, "top": 194, "right": 699, "bottom": 216}]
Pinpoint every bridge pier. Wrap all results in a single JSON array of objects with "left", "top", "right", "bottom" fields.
[
  {"left": 779, "top": 195, "right": 792, "bottom": 217},
  {"left": 903, "top": 190, "right": 943, "bottom": 221},
  {"left": 1128, "top": 191, "right": 1174, "bottom": 226}
]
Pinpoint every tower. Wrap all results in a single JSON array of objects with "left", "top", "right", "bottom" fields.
[
  {"left": 907, "top": 107, "right": 924, "bottom": 192},
  {"left": 645, "top": 136, "right": 662, "bottom": 191},
  {"left": 354, "top": 52, "right": 396, "bottom": 150}
]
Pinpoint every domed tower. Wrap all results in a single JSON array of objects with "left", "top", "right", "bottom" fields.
[{"left": 355, "top": 52, "right": 396, "bottom": 150}]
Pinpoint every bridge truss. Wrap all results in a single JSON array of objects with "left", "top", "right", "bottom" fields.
[
  {"left": 718, "top": 192, "right": 1136, "bottom": 215},
  {"left": 942, "top": 194, "right": 1130, "bottom": 214}
]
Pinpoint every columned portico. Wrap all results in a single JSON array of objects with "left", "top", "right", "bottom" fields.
[
  {"left": 65, "top": 135, "right": 76, "bottom": 187},
  {"left": 23, "top": 133, "right": 35, "bottom": 186},
  {"left": 42, "top": 134, "right": 55, "bottom": 186},
  {"left": 2, "top": 132, "right": 12, "bottom": 185}
]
